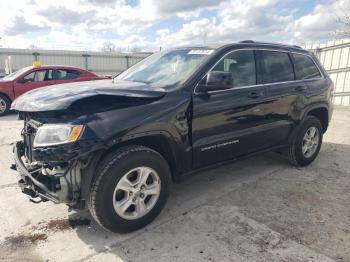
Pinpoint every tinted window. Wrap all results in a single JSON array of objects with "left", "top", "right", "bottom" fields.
[
  {"left": 261, "top": 51, "right": 294, "bottom": 84},
  {"left": 293, "top": 53, "right": 321, "bottom": 80},
  {"left": 212, "top": 50, "right": 256, "bottom": 87},
  {"left": 54, "top": 69, "right": 80, "bottom": 80},
  {"left": 22, "top": 70, "right": 53, "bottom": 82}
]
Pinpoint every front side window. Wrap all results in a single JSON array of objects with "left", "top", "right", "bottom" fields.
[
  {"left": 293, "top": 53, "right": 321, "bottom": 80},
  {"left": 22, "top": 72, "right": 36, "bottom": 82},
  {"left": 261, "top": 51, "right": 294, "bottom": 84},
  {"left": 22, "top": 70, "right": 51, "bottom": 82},
  {"left": 211, "top": 50, "right": 256, "bottom": 87},
  {"left": 115, "top": 48, "right": 212, "bottom": 89}
]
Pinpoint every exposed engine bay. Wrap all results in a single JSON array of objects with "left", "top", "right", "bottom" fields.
[{"left": 14, "top": 116, "right": 94, "bottom": 209}]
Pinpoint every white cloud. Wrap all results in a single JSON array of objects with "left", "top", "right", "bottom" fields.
[
  {"left": 153, "top": 0, "right": 294, "bottom": 47},
  {"left": 0, "top": 0, "right": 348, "bottom": 51},
  {"left": 291, "top": 0, "right": 350, "bottom": 43}
]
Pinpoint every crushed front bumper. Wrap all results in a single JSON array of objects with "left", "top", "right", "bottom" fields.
[
  {"left": 13, "top": 141, "right": 83, "bottom": 207},
  {"left": 14, "top": 141, "right": 60, "bottom": 203}
]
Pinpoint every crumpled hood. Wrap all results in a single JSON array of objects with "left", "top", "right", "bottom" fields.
[{"left": 11, "top": 79, "right": 166, "bottom": 112}]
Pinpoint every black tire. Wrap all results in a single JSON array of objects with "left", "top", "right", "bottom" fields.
[
  {"left": 288, "top": 116, "right": 323, "bottom": 166},
  {"left": 0, "top": 94, "right": 11, "bottom": 116},
  {"left": 88, "top": 145, "right": 171, "bottom": 233}
]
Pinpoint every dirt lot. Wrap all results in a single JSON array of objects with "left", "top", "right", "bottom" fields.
[{"left": 0, "top": 107, "right": 349, "bottom": 262}]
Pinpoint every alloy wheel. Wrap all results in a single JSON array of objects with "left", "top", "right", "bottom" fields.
[
  {"left": 112, "top": 167, "right": 161, "bottom": 220},
  {"left": 302, "top": 126, "right": 319, "bottom": 158},
  {"left": 0, "top": 98, "right": 6, "bottom": 114}
]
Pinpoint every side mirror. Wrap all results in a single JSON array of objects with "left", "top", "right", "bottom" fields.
[{"left": 197, "top": 71, "right": 233, "bottom": 93}]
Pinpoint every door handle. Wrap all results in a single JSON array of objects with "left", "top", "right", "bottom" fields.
[
  {"left": 248, "top": 92, "right": 262, "bottom": 99},
  {"left": 295, "top": 85, "right": 307, "bottom": 91}
]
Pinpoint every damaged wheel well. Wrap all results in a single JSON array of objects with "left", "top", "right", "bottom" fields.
[{"left": 97, "top": 135, "right": 179, "bottom": 183}]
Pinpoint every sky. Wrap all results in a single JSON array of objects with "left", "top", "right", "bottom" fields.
[{"left": 0, "top": 0, "right": 349, "bottom": 52}]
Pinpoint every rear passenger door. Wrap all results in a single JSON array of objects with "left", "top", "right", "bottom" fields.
[
  {"left": 291, "top": 52, "right": 326, "bottom": 97},
  {"left": 257, "top": 50, "right": 307, "bottom": 146}
]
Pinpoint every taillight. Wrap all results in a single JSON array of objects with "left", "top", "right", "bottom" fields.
[{"left": 330, "top": 81, "right": 335, "bottom": 93}]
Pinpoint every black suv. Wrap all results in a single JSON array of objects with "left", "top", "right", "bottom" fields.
[{"left": 12, "top": 42, "right": 333, "bottom": 233}]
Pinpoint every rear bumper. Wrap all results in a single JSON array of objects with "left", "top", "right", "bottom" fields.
[
  {"left": 329, "top": 103, "right": 334, "bottom": 123},
  {"left": 14, "top": 141, "right": 60, "bottom": 203}
]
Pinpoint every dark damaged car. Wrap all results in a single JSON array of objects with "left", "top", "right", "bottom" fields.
[{"left": 12, "top": 42, "right": 333, "bottom": 233}]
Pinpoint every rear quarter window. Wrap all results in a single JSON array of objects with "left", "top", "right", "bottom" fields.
[
  {"left": 293, "top": 53, "right": 321, "bottom": 80},
  {"left": 65, "top": 70, "right": 81, "bottom": 79},
  {"left": 54, "top": 69, "right": 81, "bottom": 80}
]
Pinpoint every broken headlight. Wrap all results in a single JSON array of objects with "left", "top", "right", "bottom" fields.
[{"left": 33, "top": 124, "right": 84, "bottom": 147}]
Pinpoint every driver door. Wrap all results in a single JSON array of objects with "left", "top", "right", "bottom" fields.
[
  {"left": 14, "top": 69, "right": 55, "bottom": 97},
  {"left": 192, "top": 49, "right": 269, "bottom": 168}
]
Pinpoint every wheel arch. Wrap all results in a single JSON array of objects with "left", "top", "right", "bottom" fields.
[
  {"left": 0, "top": 92, "right": 12, "bottom": 103},
  {"left": 80, "top": 131, "right": 187, "bottom": 206},
  {"left": 304, "top": 104, "right": 329, "bottom": 133},
  {"left": 96, "top": 132, "right": 183, "bottom": 182}
]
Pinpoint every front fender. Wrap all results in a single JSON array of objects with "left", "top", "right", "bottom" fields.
[
  {"left": 0, "top": 82, "right": 15, "bottom": 101},
  {"left": 82, "top": 92, "right": 192, "bottom": 174}
]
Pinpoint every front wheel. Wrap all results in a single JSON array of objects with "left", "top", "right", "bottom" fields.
[
  {"left": 0, "top": 94, "right": 10, "bottom": 116},
  {"left": 288, "top": 116, "right": 323, "bottom": 166},
  {"left": 88, "top": 146, "right": 170, "bottom": 233}
]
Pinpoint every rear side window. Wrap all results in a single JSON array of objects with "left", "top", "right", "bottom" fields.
[
  {"left": 260, "top": 51, "right": 294, "bottom": 84},
  {"left": 54, "top": 69, "right": 80, "bottom": 80},
  {"left": 212, "top": 50, "right": 256, "bottom": 87},
  {"left": 293, "top": 53, "right": 321, "bottom": 80}
]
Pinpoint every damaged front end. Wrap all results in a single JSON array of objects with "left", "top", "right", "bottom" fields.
[
  {"left": 11, "top": 80, "right": 166, "bottom": 208},
  {"left": 13, "top": 116, "right": 103, "bottom": 209}
]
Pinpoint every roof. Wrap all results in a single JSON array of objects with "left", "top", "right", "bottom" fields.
[{"left": 32, "top": 65, "right": 88, "bottom": 70}]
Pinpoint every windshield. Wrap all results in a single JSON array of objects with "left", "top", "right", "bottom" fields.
[
  {"left": 115, "top": 48, "right": 214, "bottom": 89},
  {"left": 2, "top": 67, "right": 31, "bottom": 81}
]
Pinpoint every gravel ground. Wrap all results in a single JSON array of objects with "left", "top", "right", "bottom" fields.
[{"left": 0, "top": 107, "right": 349, "bottom": 262}]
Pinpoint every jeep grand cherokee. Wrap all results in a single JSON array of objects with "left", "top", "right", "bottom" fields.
[{"left": 12, "top": 41, "right": 333, "bottom": 233}]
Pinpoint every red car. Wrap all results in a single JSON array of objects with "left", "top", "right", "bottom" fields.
[{"left": 0, "top": 65, "right": 109, "bottom": 116}]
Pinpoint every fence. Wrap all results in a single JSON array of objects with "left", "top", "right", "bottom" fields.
[
  {"left": 305, "top": 39, "right": 350, "bottom": 106},
  {"left": 0, "top": 48, "right": 152, "bottom": 77},
  {"left": 1, "top": 43, "right": 350, "bottom": 106}
]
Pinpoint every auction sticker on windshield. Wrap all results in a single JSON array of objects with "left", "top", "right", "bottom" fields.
[{"left": 188, "top": 50, "right": 214, "bottom": 55}]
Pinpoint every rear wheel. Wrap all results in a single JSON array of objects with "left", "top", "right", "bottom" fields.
[
  {"left": 0, "top": 94, "right": 10, "bottom": 116},
  {"left": 288, "top": 116, "right": 323, "bottom": 166},
  {"left": 88, "top": 145, "right": 170, "bottom": 233}
]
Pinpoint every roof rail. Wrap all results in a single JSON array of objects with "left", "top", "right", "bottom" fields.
[
  {"left": 238, "top": 41, "right": 303, "bottom": 49},
  {"left": 239, "top": 40, "right": 255, "bottom": 43}
]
